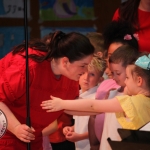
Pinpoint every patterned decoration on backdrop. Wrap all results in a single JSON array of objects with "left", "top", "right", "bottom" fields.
[
  {"left": 39, "top": 0, "right": 95, "bottom": 20},
  {"left": 0, "top": 0, "right": 30, "bottom": 18}
]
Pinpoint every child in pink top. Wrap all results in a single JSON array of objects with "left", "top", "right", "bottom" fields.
[{"left": 94, "top": 79, "right": 120, "bottom": 142}]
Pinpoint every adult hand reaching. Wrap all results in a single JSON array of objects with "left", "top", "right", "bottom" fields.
[{"left": 41, "top": 96, "right": 64, "bottom": 112}]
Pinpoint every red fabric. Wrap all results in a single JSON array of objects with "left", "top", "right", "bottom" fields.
[
  {"left": 112, "top": 9, "right": 119, "bottom": 21},
  {"left": 49, "top": 113, "right": 73, "bottom": 143},
  {"left": 112, "top": 9, "right": 150, "bottom": 53},
  {"left": 0, "top": 49, "right": 79, "bottom": 150}
]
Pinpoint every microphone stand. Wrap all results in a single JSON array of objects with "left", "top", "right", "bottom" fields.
[{"left": 24, "top": 0, "right": 31, "bottom": 149}]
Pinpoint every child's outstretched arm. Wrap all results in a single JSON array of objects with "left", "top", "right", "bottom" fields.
[
  {"left": 41, "top": 95, "right": 123, "bottom": 113},
  {"left": 64, "top": 110, "right": 98, "bottom": 116}
]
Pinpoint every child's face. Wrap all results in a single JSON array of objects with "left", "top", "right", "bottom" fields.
[
  {"left": 107, "top": 42, "right": 123, "bottom": 58},
  {"left": 104, "top": 42, "right": 123, "bottom": 79},
  {"left": 124, "top": 65, "right": 138, "bottom": 95},
  {"left": 109, "top": 62, "right": 126, "bottom": 87},
  {"left": 79, "top": 68, "right": 102, "bottom": 92}
]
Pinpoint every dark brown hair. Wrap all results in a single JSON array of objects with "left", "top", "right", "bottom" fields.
[
  {"left": 109, "top": 45, "right": 138, "bottom": 67},
  {"left": 103, "top": 20, "right": 139, "bottom": 51},
  {"left": 118, "top": 0, "right": 140, "bottom": 31},
  {"left": 12, "top": 31, "right": 94, "bottom": 63}
]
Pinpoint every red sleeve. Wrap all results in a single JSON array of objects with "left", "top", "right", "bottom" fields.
[
  {"left": 112, "top": 8, "right": 119, "bottom": 21},
  {"left": 0, "top": 63, "right": 33, "bottom": 103}
]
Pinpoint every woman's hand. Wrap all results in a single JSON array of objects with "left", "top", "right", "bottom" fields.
[
  {"left": 13, "top": 124, "right": 35, "bottom": 143},
  {"left": 41, "top": 96, "right": 63, "bottom": 112}
]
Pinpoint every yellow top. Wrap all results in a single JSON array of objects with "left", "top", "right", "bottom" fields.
[{"left": 115, "top": 94, "right": 150, "bottom": 130}]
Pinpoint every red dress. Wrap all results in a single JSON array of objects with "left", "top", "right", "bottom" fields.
[
  {"left": 0, "top": 49, "right": 79, "bottom": 150},
  {"left": 113, "top": 9, "right": 150, "bottom": 53}
]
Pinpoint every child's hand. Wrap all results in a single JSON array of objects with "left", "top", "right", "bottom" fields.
[
  {"left": 13, "top": 124, "right": 35, "bottom": 143},
  {"left": 41, "top": 96, "right": 63, "bottom": 112},
  {"left": 63, "top": 126, "right": 74, "bottom": 136},
  {"left": 65, "top": 132, "right": 80, "bottom": 142}
]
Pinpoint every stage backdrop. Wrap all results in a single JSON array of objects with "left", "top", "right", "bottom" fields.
[
  {"left": 0, "top": 0, "right": 30, "bottom": 18},
  {"left": 39, "top": 0, "right": 95, "bottom": 21},
  {"left": 40, "top": 27, "right": 96, "bottom": 38},
  {"left": 0, "top": 27, "right": 25, "bottom": 58}
]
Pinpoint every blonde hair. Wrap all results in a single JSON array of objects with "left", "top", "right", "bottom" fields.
[{"left": 88, "top": 54, "right": 107, "bottom": 76}]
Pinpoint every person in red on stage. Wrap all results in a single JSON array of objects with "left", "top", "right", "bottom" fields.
[
  {"left": 112, "top": 0, "right": 150, "bottom": 53},
  {"left": 0, "top": 31, "right": 94, "bottom": 150}
]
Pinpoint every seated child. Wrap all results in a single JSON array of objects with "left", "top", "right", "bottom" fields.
[{"left": 63, "top": 55, "right": 106, "bottom": 150}]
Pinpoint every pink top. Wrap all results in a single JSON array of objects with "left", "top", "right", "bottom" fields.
[
  {"left": 95, "top": 79, "right": 120, "bottom": 141},
  {"left": 96, "top": 79, "right": 120, "bottom": 100}
]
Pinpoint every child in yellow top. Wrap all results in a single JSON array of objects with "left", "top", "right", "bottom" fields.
[{"left": 41, "top": 53, "right": 150, "bottom": 130}]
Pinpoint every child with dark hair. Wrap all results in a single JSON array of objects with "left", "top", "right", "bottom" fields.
[
  {"left": 103, "top": 20, "right": 139, "bottom": 57},
  {"left": 89, "top": 45, "right": 138, "bottom": 150},
  {"left": 102, "top": 20, "right": 139, "bottom": 79},
  {"left": 88, "top": 20, "right": 140, "bottom": 150},
  {"left": 99, "top": 45, "right": 138, "bottom": 150}
]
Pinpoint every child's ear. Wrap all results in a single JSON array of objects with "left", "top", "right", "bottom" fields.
[
  {"left": 137, "top": 76, "right": 143, "bottom": 86},
  {"left": 96, "top": 52, "right": 103, "bottom": 58}
]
